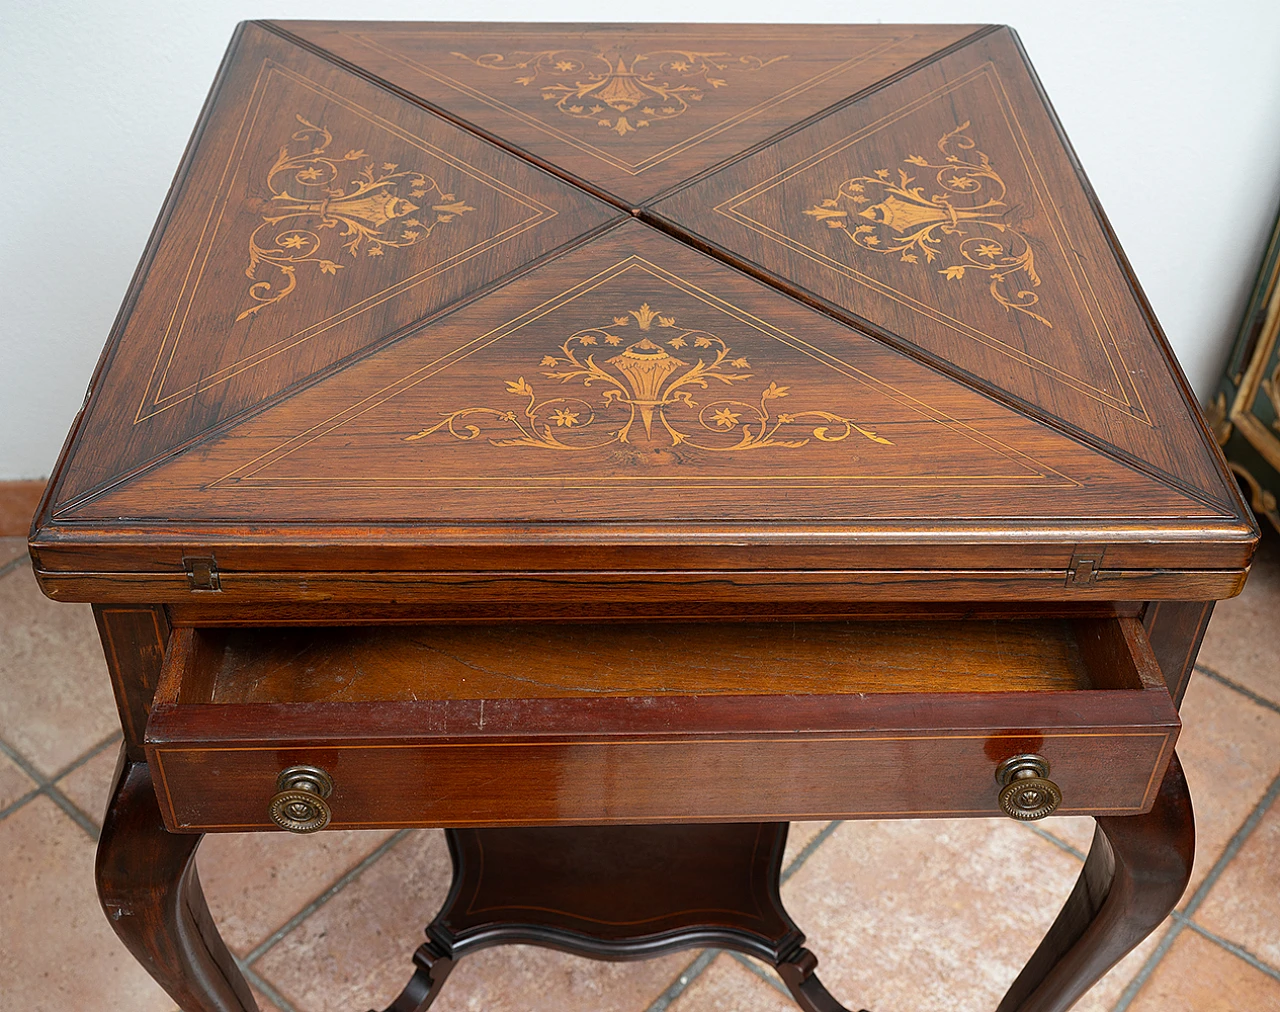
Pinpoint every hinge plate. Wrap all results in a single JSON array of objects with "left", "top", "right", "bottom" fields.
[
  {"left": 183, "top": 555, "right": 221, "bottom": 592},
  {"left": 1065, "top": 546, "right": 1105, "bottom": 588}
]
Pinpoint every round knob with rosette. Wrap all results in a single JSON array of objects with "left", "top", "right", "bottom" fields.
[
  {"left": 995, "top": 754, "right": 1062, "bottom": 821},
  {"left": 268, "top": 765, "right": 333, "bottom": 833}
]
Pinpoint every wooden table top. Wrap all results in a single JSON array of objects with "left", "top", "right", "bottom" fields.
[{"left": 30, "top": 22, "right": 1256, "bottom": 606}]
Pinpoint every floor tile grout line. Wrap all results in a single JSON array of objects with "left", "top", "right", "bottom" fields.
[
  {"left": 1172, "top": 913, "right": 1280, "bottom": 983},
  {"left": 0, "top": 775, "right": 103, "bottom": 840},
  {"left": 1194, "top": 662, "right": 1280, "bottom": 716},
  {"left": 239, "top": 960, "right": 302, "bottom": 1012},
  {"left": 1113, "top": 770, "right": 1280, "bottom": 1011},
  {"left": 727, "top": 950, "right": 793, "bottom": 998},
  {"left": 0, "top": 551, "right": 30, "bottom": 580},
  {"left": 0, "top": 786, "right": 43, "bottom": 822},
  {"left": 0, "top": 730, "right": 122, "bottom": 839},
  {"left": 54, "top": 730, "right": 124, "bottom": 782},
  {"left": 781, "top": 820, "right": 843, "bottom": 884},
  {"left": 243, "top": 829, "right": 411, "bottom": 967},
  {"left": 1110, "top": 919, "right": 1183, "bottom": 1012},
  {"left": 0, "top": 727, "right": 122, "bottom": 788},
  {"left": 1025, "top": 823, "right": 1088, "bottom": 862},
  {"left": 0, "top": 734, "right": 50, "bottom": 787},
  {"left": 1181, "top": 771, "right": 1280, "bottom": 920},
  {"left": 45, "top": 783, "right": 102, "bottom": 841},
  {"left": 644, "top": 948, "right": 721, "bottom": 1012}
]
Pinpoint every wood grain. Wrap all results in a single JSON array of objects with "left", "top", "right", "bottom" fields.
[
  {"left": 31, "top": 220, "right": 1254, "bottom": 602},
  {"left": 189, "top": 619, "right": 1099, "bottom": 702},
  {"left": 49, "top": 21, "right": 620, "bottom": 511},
  {"left": 648, "top": 27, "right": 1242, "bottom": 517},
  {"left": 145, "top": 616, "right": 1179, "bottom": 830},
  {"left": 275, "top": 21, "right": 985, "bottom": 208}
]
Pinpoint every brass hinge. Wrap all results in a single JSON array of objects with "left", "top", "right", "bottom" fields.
[
  {"left": 183, "top": 555, "right": 221, "bottom": 592},
  {"left": 1065, "top": 547, "right": 1105, "bottom": 588}
]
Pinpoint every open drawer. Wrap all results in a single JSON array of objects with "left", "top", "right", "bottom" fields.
[{"left": 145, "top": 617, "right": 1180, "bottom": 832}]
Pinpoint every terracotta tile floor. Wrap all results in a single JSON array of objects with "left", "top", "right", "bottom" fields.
[{"left": 2, "top": 535, "right": 1279, "bottom": 1012}]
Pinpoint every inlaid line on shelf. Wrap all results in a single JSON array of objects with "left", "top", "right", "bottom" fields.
[{"left": 640, "top": 820, "right": 845, "bottom": 1011}]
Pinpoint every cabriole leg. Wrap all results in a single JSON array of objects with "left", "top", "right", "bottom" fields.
[
  {"left": 96, "top": 751, "right": 257, "bottom": 1012},
  {"left": 997, "top": 752, "right": 1194, "bottom": 1012}
]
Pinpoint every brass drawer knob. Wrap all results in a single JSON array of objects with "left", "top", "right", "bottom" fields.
[
  {"left": 995, "top": 754, "right": 1062, "bottom": 821},
  {"left": 268, "top": 765, "right": 333, "bottom": 833}
]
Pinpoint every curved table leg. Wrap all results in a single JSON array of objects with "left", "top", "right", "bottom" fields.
[
  {"left": 97, "top": 751, "right": 257, "bottom": 1012},
  {"left": 371, "top": 941, "right": 455, "bottom": 1012},
  {"left": 777, "top": 947, "right": 870, "bottom": 1012},
  {"left": 997, "top": 751, "right": 1194, "bottom": 1012}
]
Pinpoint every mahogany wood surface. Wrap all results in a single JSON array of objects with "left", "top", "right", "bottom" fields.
[
  {"left": 274, "top": 22, "right": 982, "bottom": 209},
  {"left": 28, "top": 19, "right": 1252, "bottom": 1012},
  {"left": 144, "top": 617, "right": 1179, "bottom": 831},
  {"left": 368, "top": 755, "right": 1191, "bottom": 1012},
  {"left": 45, "top": 20, "right": 621, "bottom": 513},
  {"left": 648, "top": 27, "right": 1233, "bottom": 512},
  {"left": 93, "top": 604, "right": 172, "bottom": 758},
  {"left": 97, "top": 751, "right": 256, "bottom": 1012},
  {"left": 376, "top": 824, "right": 868, "bottom": 1012},
  {"left": 189, "top": 619, "right": 1101, "bottom": 700},
  {"left": 29, "top": 24, "right": 1256, "bottom": 606},
  {"left": 995, "top": 752, "right": 1195, "bottom": 1012},
  {"left": 1143, "top": 600, "right": 1215, "bottom": 704}
]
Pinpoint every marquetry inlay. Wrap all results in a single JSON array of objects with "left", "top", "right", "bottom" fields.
[
  {"left": 450, "top": 47, "right": 789, "bottom": 140},
  {"left": 804, "top": 120, "right": 1051, "bottom": 328},
  {"left": 405, "top": 299, "right": 892, "bottom": 452},
  {"left": 238, "top": 114, "right": 477, "bottom": 321}
]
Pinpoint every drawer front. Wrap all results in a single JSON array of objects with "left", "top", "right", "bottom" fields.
[
  {"left": 145, "top": 617, "right": 1181, "bottom": 831},
  {"left": 151, "top": 724, "right": 1175, "bottom": 831}
]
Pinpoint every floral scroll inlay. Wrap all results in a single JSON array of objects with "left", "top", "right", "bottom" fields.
[
  {"left": 804, "top": 121, "right": 1052, "bottom": 328},
  {"left": 236, "top": 115, "right": 475, "bottom": 321},
  {"left": 404, "top": 303, "right": 892, "bottom": 453},
  {"left": 452, "top": 48, "right": 787, "bottom": 138}
]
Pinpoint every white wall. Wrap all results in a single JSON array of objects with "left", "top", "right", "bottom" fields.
[{"left": 3, "top": 0, "right": 1279, "bottom": 480}]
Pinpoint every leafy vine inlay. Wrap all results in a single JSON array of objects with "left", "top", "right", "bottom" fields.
[
  {"left": 804, "top": 121, "right": 1052, "bottom": 328},
  {"left": 404, "top": 303, "right": 892, "bottom": 452},
  {"left": 237, "top": 115, "right": 476, "bottom": 321},
  {"left": 452, "top": 49, "right": 787, "bottom": 138}
]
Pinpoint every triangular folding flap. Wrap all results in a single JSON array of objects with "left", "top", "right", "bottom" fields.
[
  {"left": 71, "top": 222, "right": 1220, "bottom": 528},
  {"left": 53, "top": 22, "right": 621, "bottom": 512},
  {"left": 650, "top": 27, "right": 1232, "bottom": 510},
  {"left": 275, "top": 21, "right": 983, "bottom": 207}
]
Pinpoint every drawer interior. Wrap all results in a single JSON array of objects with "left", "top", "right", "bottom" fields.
[
  {"left": 166, "top": 617, "right": 1157, "bottom": 706},
  {"left": 146, "top": 616, "right": 1178, "bottom": 829}
]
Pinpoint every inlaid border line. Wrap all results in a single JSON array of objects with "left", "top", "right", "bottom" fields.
[{"left": 642, "top": 820, "right": 844, "bottom": 1011}]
